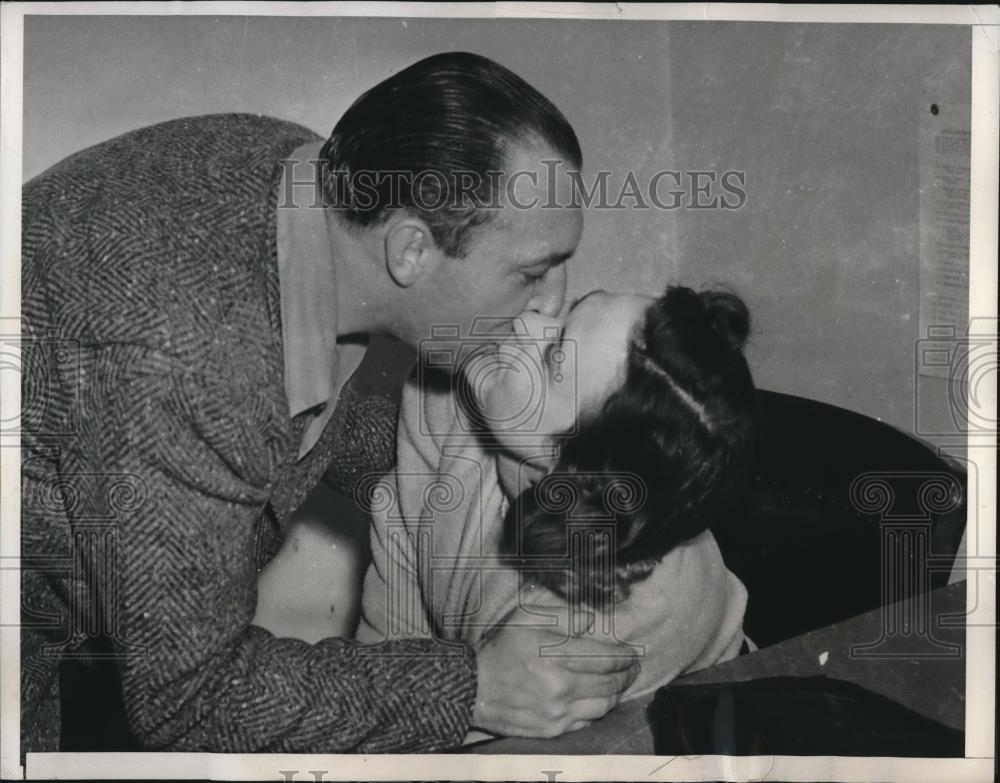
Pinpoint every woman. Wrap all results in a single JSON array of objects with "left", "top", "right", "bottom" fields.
[{"left": 355, "top": 285, "right": 758, "bottom": 713}]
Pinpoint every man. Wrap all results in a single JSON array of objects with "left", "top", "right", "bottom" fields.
[{"left": 20, "top": 52, "right": 639, "bottom": 754}]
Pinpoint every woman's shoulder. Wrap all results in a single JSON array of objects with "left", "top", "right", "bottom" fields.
[
  {"left": 647, "top": 529, "right": 729, "bottom": 583},
  {"left": 615, "top": 530, "right": 746, "bottom": 635},
  {"left": 605, "top": 530, "right": 748, "bottom": 699},
  {"left": 394, "top": 370, "right": 498, "bottom": 516}
]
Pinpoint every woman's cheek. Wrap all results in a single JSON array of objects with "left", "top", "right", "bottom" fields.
[
  {"left": 488, "top": 377, "right": 526, "bottom": 430},
  {"left": 462, "top": 350, "right": 503, "bottom": 408},
  {"left": 492, "top": 375, "right": 551, "bottom": 439},
  {"left": 540, "top": 388, "right": 577, "bottom": 436}
]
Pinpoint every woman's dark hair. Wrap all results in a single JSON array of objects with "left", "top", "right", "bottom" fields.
[
  {"left": 503, "top": 286, "right": 758, "bottom": 607},
  {"left": 320, "top": 51, "right": 582, "bottom": 258}
]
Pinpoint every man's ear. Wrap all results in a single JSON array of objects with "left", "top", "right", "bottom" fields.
[{"left": 383, "top": 217, "right": 441, "bottom": 287}]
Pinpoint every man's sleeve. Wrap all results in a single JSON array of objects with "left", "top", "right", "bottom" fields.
[
  {"left": 82, "top": 351, "right": 476, "bottom": 753},
  {"left": 322, "top": 385, "right": 400, "bottom": 498}
]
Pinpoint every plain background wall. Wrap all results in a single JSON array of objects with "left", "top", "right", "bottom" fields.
[{"left": 22, "top": 17, "right": 971, "bottom": 437}]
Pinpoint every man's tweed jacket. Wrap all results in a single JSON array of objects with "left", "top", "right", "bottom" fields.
[{"left": 20, "top": 114, "right": 477, "bottom": 754}]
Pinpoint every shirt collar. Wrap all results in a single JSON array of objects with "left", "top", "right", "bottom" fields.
[{"left": 276, "top": 140, "right": 367, "bottom": 459}]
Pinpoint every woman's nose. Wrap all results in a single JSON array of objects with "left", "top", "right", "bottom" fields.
[
  {"left": 524, "top": 263, "right": 568, "bottom": 318},
  {"left": 516, "top": 311, "right": 563, "bottom": 345}
]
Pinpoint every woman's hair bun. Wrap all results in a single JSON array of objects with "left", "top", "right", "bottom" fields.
[{"left": 697, "top": 290, "right": 750, "bottom": 351}]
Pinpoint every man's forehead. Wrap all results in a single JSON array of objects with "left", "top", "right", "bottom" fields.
[
  {"left": 466, "top": 140, "right": 583, "bottom": 255},
  {"left": 492, "top": 200, "right": 583, "bottom": 259},
  {"left": 495, "top": 166, "right": 582, "bottom": 234},
  {"left": 501, "top": 144, "right": 579, "bottom": 203}
]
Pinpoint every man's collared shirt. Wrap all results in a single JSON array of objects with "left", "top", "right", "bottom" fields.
[{"left": 276, "top": 140, "right": 367, "bottom": 459}]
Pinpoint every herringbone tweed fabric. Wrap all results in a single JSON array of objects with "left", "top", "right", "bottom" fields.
[{"left": 20, "top": 114, "right": 476, "bottom": 754}]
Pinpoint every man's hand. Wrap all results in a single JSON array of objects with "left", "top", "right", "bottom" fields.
[{"left": 470, "top": 605, "right": 641, "bottom": 738}]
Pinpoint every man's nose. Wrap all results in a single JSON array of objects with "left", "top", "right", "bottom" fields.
[{"left": 524, "top": 263, "right": 567, "bottom": 318}]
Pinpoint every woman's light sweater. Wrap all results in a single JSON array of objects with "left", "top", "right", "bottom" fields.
[{"left": 357, "top": 373, "right": 749, "bottom": 701}]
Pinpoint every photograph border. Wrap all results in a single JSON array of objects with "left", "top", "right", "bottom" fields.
[{"left": 1, "top": 3, "right": 996, "bottom": 781}]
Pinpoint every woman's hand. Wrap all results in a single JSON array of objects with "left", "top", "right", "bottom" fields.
[{"left": 470, "top": 605, "right": 641, "bottom": 738}]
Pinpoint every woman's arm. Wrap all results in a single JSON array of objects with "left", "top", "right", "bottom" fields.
[{"left": 355, "top": 372, "right": 453, "bottom": 642}]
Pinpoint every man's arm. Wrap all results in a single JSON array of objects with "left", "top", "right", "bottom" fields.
[{"left": 80, "top": 352, "right": 476, "bottom": 753}]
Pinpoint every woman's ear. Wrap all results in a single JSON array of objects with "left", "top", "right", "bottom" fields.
[{"left": 383, "top": 217, "right": 442, "bottom": 287}]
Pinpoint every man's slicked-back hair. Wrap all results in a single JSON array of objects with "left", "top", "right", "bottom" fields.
[{"left": 319, "top": 51, "right": 582, "bottom": 257}]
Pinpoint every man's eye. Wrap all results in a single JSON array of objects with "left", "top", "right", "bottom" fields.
[{"left": 521, "top": 268, "right": 548, "bottom": 282}]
